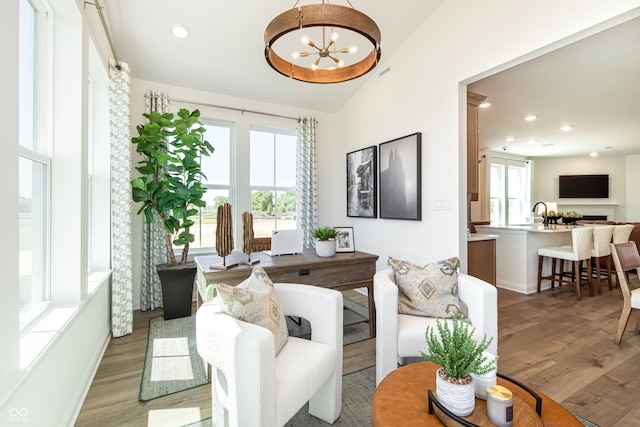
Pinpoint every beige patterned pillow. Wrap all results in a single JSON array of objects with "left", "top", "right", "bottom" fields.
[
  {"left": 216, "top": 267, "right": 289, "bottom": 355},
  {"left": 388, "top": 256, "right": 464, "bottom": 318}
]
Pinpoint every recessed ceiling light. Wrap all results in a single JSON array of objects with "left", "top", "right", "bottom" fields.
[
  {"left": 479, "top": 102, "right": 491, "bottom": 108},
  {"left": 170, "top": 23, "right": 191, "bottom": 39},
  {"left": 590, "top": 151, "right": 598, "bottom": 157},
  {"left": 505, "top": 136, "right": 514, "bottom": 142},
  {"left": 524, "top": 115, "right": 537, "bottom": 121},
  {"left": 560, "top": 125, "right": 572, "bottom": 131}
]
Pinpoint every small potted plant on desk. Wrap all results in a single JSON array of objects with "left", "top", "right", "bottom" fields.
[
  {"left": 130, "top": 108, "right": 214, "bottom": 320},
  {"left": 313, "top": 226, "right": 339, "bottom": 257},
  {"left": 420, "top": 315, "right": 497, "bottom": 417}
]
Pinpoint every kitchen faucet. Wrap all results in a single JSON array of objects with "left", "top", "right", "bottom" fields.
[{"left": 532, "top": 202, "right": 549, "bottom": 226}]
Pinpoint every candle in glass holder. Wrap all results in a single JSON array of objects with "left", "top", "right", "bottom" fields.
[{"left": 486, "top": 385, "right": 513, "bottom": 427}]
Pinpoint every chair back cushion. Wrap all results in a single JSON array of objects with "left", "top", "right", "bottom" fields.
[
  {"left": 388, "top": 256, "right": 464, "bottom": 318},
  {"left": 216, "top": 267, "right": 289, "bottom": 354}
]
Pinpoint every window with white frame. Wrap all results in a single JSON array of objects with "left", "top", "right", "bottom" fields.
[
  {"left": 191, "top": 121, "right": 233, "bottom": 249},
  {"left": 489, "top": 158, "right": 531, "bottom": 225},
  {"left": 250, "top": 128, "right": 297, "bottom": 238},
  {"left": 18, "top": 0, "right": 51, "bottom": 326}
]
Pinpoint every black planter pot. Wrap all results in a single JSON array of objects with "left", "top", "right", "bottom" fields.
[{"left": 156, "top": 262, "right": 197, "bottom": 320}]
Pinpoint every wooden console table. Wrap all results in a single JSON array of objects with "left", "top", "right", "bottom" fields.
[{"left": 194, "top": 249, "right": 379, "bottom": 337}]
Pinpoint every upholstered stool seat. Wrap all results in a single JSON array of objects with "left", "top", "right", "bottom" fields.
[{"left": 537, "top": 227, "right": 594, "bottom": 300}]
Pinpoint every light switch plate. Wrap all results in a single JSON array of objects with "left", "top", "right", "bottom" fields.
[{"left": 433, "top": 198, "right": 452, "bottom": 210}]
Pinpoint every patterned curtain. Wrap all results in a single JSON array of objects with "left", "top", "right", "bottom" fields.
[
  {"left": 140, "top": 90, "right": 170, "bottom": 311},
  {"left": 109, "top": 60, "right": 133, "bottom": 337},
  {"left": 296, "top": 117, "right": 318, "bottom": 248}
]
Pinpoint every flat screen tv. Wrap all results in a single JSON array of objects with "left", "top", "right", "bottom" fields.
[{"left": 558, "top": 174, "right": 609, "bottom": 198}]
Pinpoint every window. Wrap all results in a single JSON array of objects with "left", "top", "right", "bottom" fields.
[
  {"left": 19, "top": 0, "right": 51, "bottom": 326},
  {"left": 192, "top": 121, "right": 233, "bottom": 249},
  {"left": 489, "top": 158, "right": 531, "bottom": 225},
  {"left": 250, "top": 128, "right": 297, "bottom": 238}
]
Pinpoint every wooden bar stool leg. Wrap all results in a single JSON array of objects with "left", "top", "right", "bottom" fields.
[
  {"left": 574, "top": 260, "right": 582, "bottom": 301},
  {"left": 551, "top": 258, "right": 557, "bottom": 288},
  {"left": 537, "top": 255, "right": 543, "bottom": 292},
  {"left": 606, "top": 256, "right": 613, "bottom": 290}
]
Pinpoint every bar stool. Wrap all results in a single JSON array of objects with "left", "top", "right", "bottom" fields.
[
  {"left": 589, "top": 225, "right": 614, "bottom": 292},
  {"left": 537, "top": 227, "right": 594, "bottom": 301},
  {"left": 610, "top": 224, "right": 634, "bottom": 287}
]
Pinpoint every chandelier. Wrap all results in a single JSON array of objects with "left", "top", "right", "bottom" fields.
[{"left": 264, "top": 1, "right": 382, "bottom": 84}]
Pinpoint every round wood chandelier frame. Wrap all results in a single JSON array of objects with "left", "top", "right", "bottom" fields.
[{"left": 264, "top": 4, "right": 382, "bottom": 84}]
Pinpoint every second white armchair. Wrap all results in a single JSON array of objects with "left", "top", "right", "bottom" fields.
[{"left": 374, "top": 269, "right": 498, "bottom": 385}]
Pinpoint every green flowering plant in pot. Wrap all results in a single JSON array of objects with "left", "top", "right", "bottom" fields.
[
  {"left": 420, "top": 315, "right": 497, "bottom": 416},
  {"left": 420, "top": 315, "right": 497, "bottom": 383}
]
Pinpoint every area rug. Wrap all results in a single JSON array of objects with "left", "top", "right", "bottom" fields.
[
  {"left": 182, "top": 366, "right": 602, "bottom": 427},
  {"left": 139, "top": 316, "right": 209, "bottom": 402}
]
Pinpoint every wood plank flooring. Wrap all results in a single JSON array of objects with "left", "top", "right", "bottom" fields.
[{"left": 76, "top": 285, "right": 640, "bottom": 426}]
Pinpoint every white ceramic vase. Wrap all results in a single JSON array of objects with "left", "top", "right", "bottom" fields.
[
  {"left": 315, "top": 239, "right": 336, "bottom": 257},
  {"left": 470, "top": 351, "right": 498, "bottom": 400},
  {"left": 435, "top": 368, "right": 476, "bottom": 417}
]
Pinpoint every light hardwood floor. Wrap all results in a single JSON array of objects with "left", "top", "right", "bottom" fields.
[{"left": 76, "top": 285, "right": 640, "bottom": 426}]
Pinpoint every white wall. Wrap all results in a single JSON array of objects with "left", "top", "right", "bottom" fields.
[
  {"left": 128, "top": 79, "right": 339, "bottom": 309},
  {"left": 533, "top": 156, "right": 629, "bottom": 220},
  {"left": 323, "top": 1, "right": 640, "bottom": 272},
  {"left": 626, "top": 154, "right": 640, "bottom": 219}
]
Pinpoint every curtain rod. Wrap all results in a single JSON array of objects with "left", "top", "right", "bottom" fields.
[
  {"left": 170, "top": 97, "right": 299, "bottom": 121},
  {"left": 86, "top": 0, "right": 122, "bottom": 70}
]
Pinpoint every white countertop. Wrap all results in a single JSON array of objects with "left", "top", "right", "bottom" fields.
[
  {"left": 468, "top": 233, "right": 499, "bottom": 242},
  {"left": 476, "top": 224, "right": 576, "bottom": 233}
]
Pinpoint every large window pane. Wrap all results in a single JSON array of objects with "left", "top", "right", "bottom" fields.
[
  {"left": 250, "top": 129, "right": 296, "bottom": 238},
  {"left": 191, "top": 121, "right": 232, "bottom": 250},
  {"left": 201, "top": 124, "right": 231, "bottom": 186},
  {"left": 19, "top": 0, "right": 37, "bottom": 150},
  {"left": 19, "top": 157, "right": 48, "bottom": 321}
]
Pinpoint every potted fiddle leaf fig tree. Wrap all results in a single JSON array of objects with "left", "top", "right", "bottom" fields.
[{"left": 131, "top": 108, "right": 214, "bottom": 319}]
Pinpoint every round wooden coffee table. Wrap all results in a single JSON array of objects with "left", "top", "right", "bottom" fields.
[{"left": 372, "top": 362, "right": 583, "bottom": 426}]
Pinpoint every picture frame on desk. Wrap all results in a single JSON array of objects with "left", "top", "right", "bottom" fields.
[{"left": 335, "top": 227, "right": 355, "bottom": 253}]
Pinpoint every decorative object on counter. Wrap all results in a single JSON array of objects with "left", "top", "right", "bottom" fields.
[
  {"left": 486, "top": 384, "right": 514, "bottom": 427},
  {"left": 420, "top": 315, "right": 497, "bottom": 416},
  {"left": 211, "top": 203, "right": 238, "bottom": 270},
  {"left": 313, "top": 225, "right": 339, "bottom": 257},
  {"left": 533, "top": 201, "right": 558, "bottom": 226},
  {"left": 562, "top": 210, "right": 583, "bottom": 224},
  {"left": 240, "top": 211, "right": 259, "bottom": 265}
]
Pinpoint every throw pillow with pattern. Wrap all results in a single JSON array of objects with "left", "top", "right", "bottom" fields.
[
  {"left": 216, "top": 267, "right": 289, "bottom": 355},
  {"left": 388, "top": 256, "right": 465, "bottom": 318}
]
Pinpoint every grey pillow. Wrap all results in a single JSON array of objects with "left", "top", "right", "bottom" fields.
[
  {"left": 388, "top": 256, "right": 465, "bottom": 318},
  {"left": 216, "top": 267, "right": 289, "bottom": 355}
]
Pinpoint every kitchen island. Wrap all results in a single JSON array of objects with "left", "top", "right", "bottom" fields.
[{"left": 475, "top": 224, "right": 574, "bottom": 294}]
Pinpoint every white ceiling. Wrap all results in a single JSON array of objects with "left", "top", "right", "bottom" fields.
[
  {"left": 103, "top": 2, "right": 640, "bottom": 158},
  {"left": 469, "top": 16, "right": 640, "bottom": 158},
  {"left": 103, "top": 0, "right": 444, "bottom": 113}
]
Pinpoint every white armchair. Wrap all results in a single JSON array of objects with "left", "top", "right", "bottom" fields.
[
  {"left": 196, "top": 283, "right": 343, "bottom": 427},
  {"left": 374, "top": 269, "right": 498, "bottom": 385}
]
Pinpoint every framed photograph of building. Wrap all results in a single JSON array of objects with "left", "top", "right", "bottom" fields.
[
  {"left": 378, "top": 132, "right": 422, "bottom": 220},
  {"left": 346, "top": 145, "right": 377, "bottom": 218},
  {"left": 335, "top": 227, "right": 355, "bottom": 253}
]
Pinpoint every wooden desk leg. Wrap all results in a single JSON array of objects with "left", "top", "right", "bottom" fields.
[{"left": 367, "top": 282, "right": 376, "bottom": 338}]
